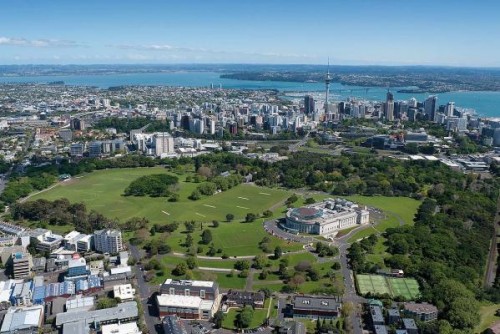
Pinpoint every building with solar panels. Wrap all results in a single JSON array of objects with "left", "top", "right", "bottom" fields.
[{"left": 284, "top": 198, "right": 369, "bottom": 236}]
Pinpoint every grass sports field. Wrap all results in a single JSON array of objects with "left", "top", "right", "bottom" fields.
[
  {"left": 30, "top": 167, "right": 291, "bottom": 224},
  {"left": 356, "top": 274, "right": 420, "bottom": 299},
  {"left": 29, "top": 167, "right": 301, "bottom": 256}
]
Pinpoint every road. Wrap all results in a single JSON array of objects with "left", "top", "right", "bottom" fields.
[
  {"left": 288, "top": 131, "right": 310, "bottom": 152},
  {"left": 263, "top": 219, "right": 366, "bottom": 333},
  {"left": 130, "top": 245, "right": 160, "bottom": 334},
  {"left": 338, "top": 243, "right": 365, "bottom": 334},
  {"left": 484, "top": 195, "right": 500, "bottom": 288}
]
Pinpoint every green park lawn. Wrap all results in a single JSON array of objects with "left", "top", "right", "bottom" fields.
[
  {"left": 345, "top": 196, "right": 421, "bottom": 242},
  {"left": 476, "top": 303, "right": 500, "bottom": 333},
  {"left": 30, "top": 167, "right": 290, "bottom": 224},
  {"left": 29, "top": 167, "right": 303, "bottom": 256}
]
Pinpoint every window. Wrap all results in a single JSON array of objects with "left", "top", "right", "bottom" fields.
[
  {"left": 200, "top": 290, "right": 205, "bottom": 298},
  {"left": 185, "top": 289, "right": 190, "bottom": 296},
  {"left": 169, "top": 288, "right": 175, "bottom": 295}
]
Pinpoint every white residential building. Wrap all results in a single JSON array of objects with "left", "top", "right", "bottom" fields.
[{"left": 93, "top": 230, "right": 123, "bottom": 254}]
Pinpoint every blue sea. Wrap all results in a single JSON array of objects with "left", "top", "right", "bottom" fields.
[{"left": 1, "top": 71, "right": 499, "bottom": 118}]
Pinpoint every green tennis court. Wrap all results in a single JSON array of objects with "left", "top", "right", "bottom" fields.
[{"left": 356, "top": 274, "right": 420, "bottom": 299}]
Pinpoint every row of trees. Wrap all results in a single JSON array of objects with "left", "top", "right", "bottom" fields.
[{"left": 11, "top": 198, "right": 117, "bottom": 234}]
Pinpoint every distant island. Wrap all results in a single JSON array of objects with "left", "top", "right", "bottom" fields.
[
  {"left": 219, "top": 66, "right": 500, "bottom": 93},
  {"left": 1, "top": 64, "right": 500, "bottom": 93}
]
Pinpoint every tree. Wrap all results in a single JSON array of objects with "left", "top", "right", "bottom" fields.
[
  {"left": 185, "top": 234, "right": 193, "bottom": 247},
  {"left": 172, "top": 263, "right": 188, "bottom": 276},
  {"left": 253, "top": 254, "right": 268, "bottom": 269},
  {"left": 201, "top": 229, "right": 213, "bottom": 244},
  {"left": 262, "top": 210, "right": 273, "bottom": 218},
  {"left": 234, "top": 260, "right": 250, "bottom": 271},
  {"left": 285, "top": 194, "right": 298, "bottom": 205},
  {"left": 212, "top": 220, "right": 219, "bottom": 228},
  {"left": 188, "top": 189, "right": 202, "bottom": 200},
  {"left": 226, "top": 213, "right": 234, "bottom": 222},
  {"left": 213, "top": 311, "right": 225, "bottom": 329},
  {"left": 245, "top": 213, "right": 257, "bottom": 222},
  {"left": 236, "top": 305, "right": 254, "bottom": 328},
  {"left": 184, "top": 221, "right": 195, "bottom": 233},
  {"left": 331, "top": 262, "right": 341, "bottom": 270},
  {"left": 186, "top": 257, "right": 197, "bottom": 269},
  {"left": 197, "top": 166, "right": 213, "bottom": 178},
  {"left": 304, "top": 197, "right": 316, "bottom": 204},
  {"left": 274, "top": 246, "right": 283, "bottom": 259},
  {"left": 96, "top": 297, "right": 118, "bottom": 310}
]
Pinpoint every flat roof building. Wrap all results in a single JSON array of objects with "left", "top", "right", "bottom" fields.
[
  {"left": 291, "top": 296, "right": 341, "bottom": 319},
  {"left": 113, "top": 284, "right": 135, "bottom": 301},
  {"left": 0, "top": 305, "right": 44, "bottom": 333},
  {"left": 156, "top": 294, "right": 218, "bottom": 320},
  {"left": 403, "top": 302, "right": 438, "bottom": 322},
  {"left": 55, "top": 301, "right": 138, "bottom": 329},
  {"left": 101, "top": 322, "right": 141, "bottom": 334}
]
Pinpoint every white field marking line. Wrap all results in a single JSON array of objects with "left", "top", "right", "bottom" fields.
[
  {"left": 204, "top": 204, "right": 216, "bottom": 208},
  {"left": 236, "top": 205, "right": 250, "bottom": 210},
  {"left": 195, "top": 212, "right": 206, "bottom": 217},
  {"left": 238, "top": 196, "right": 249, "bottom": 200},
  {"left": 259, "top": 192, "right": 270, "bottom": 195},
  {"left": 162, "top": 211, "right": 170, "bottom": 216}
]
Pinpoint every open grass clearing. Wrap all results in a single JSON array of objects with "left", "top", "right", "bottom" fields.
[
  {"left": 476, "top": 303, "right": 500, "bottom": 333},
  {"left": 29, "top": 167, "right": 302, "bottom": 256}
]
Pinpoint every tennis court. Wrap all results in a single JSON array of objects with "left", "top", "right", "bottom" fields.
[
  {"left": 356, "top": 274, "right": 391, "bottom": 296},
  {"left": 356, "top": 274, "right": 420, "bottom": 299},
  {"left": 388, "top": 278, "right": 421, "bottom": 300}
]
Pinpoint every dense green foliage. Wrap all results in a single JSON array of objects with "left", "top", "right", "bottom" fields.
[
  {"left": 124, "top": 174, "right": 178, "bottom": 197},
  {"left": 348, "top": 172, "right": 499, "bottom": 331},
  {"left": 93, "top": 116, "right": 170, "bottom": 133},
  {"left": 11, "top": 198, "right": 117, "bottom": 233}
]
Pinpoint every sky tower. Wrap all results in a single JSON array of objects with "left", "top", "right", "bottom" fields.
[{"left": 325, "top": 59, "right": 331, "bottom": 113}]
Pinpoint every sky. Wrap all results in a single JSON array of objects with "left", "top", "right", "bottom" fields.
[{"left": 1, "top": 0, "right": 500, "bottom": 66}]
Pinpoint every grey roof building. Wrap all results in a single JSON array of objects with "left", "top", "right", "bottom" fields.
[
  {"left": 163, "top": 315, "right": 188, "bottom": 334},
  {"left": 369, "top": 305, "right": 384, "bottom": 326},
  {"left": 402, "top": 318, "right": 418, "bottom": 334},
  {"left": 291, "top": 296, "right": 341, "bottom": 319},
  {"left": 55, "top": 301, "right": 138, "bottom": 330},
  {"left": 0, "top": 305, "right": 44, "bottom": 333},
  {"left": 374, "top": 325, "right": 388, "bottom": 334}
]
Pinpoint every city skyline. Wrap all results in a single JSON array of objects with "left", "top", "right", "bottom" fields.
[{"left": 0, "top": 0, "right": 500, "bottom": 67}]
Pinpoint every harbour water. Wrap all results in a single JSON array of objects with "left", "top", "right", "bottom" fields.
[{"left": 1, "top": 71, "right": 499, "bottom": 118}]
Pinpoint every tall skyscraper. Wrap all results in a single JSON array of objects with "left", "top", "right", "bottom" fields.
[
  {"left": 325, "top": 61, "right": 331, "bottom": 113},
  {"left": 385, "top": 91, "right": 395, "bottom": 121},
  {"left": 304, "top": 95, "right": 315, "bottom": 115},
  {"left": 424, "top": 96, "right": 438, "bottom": 122},
  {"left": 446, "top": 102, "right": 455, "bottom": 117}
]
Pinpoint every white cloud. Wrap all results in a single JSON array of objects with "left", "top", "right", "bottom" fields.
[
  {"left": 0, "top": 36, "right": 83, "bottom": 48},
  {"left": 109, "top": 43, "right": 318, "bottom": 61}
]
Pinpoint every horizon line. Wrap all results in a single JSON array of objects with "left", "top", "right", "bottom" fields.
[{"left": 1, "top": 62, "right": 500, "bottom": 70}]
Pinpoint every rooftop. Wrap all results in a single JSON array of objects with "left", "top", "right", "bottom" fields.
[
  {"left": 101, "top": 322, "right": 141, "bottom": 334},
  {"left": 0, "top": 305, "right": 44, "bottom": 332},
  {"left": 293, "top": 296, "right": 341, "bottom": 311},
  {"left": 163, "top": 278, "right": 216, "bottom": 288},
  {"left": 157, "top": 294, "right": 203, "bottom": 308},
  {"left": 56, "top": 301, "right": 138, "bottom": 327},
  {"left": 403, "top": 302, "right": 438, "bottom": 314}
]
